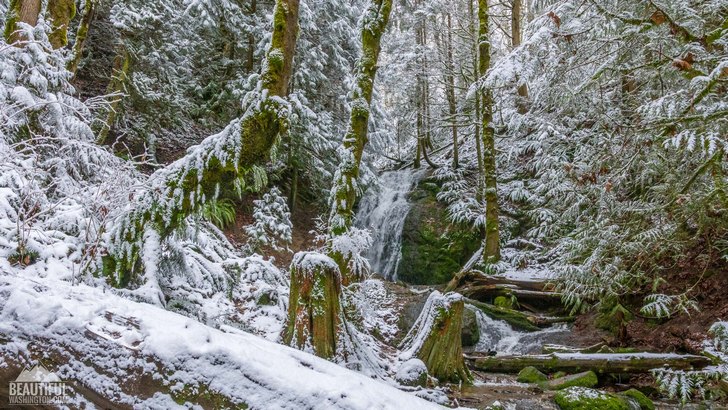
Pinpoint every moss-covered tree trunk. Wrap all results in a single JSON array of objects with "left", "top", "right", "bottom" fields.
[
  {"left": 284, "top": 252, "right": 342, "bottom": 359},
  {"left": 445, "top": 13, "right": 459, "bottom": 169},
  {"left": 328, "top": 0, "right": 393, "bottom": 236},
  {"left": 47, "top": 0, "right": 76, "bottom": 49},
  {"left": 479, "top": 0, "right": 500, "bottom": 263},
  {"left": 67, "top": 0, "right": 96, "bottom": 75},
  {"left": 3, "top": 0, "right": 41, "bottom": 44},
  {"left": 96, "top": 46, "right": 130, "bottom": 145},
  {"left": 511, "top": 0, "right": 528, "bottom": 113},
  {"left": 400, "top": 291, "right": 471, "bottom": 384},
  {"left": 107, "top": 0, "right": 300, "bottom": 285}
]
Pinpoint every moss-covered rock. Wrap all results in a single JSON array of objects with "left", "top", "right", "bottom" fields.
[
  {"left": 517, "top": 366, "right": 548, "bottom": 383},
  {"left": 395, "top": 358, "right": 428, "bottom": 387},
  {"left": 461, "top": 307, "right": 480, "bottom": 347},
  {"left": 398, "top": 178, "right": 481, "bottom": 285},
  {"left": 621, "top": 388, "right": 654, "bottom": 410},
  {"left": 542, "top": 371, "right": 598, "bottom": 390},
  {"left": 494, "top": 295, "right": 513, "bottom": 309},
  {"left": 553, "top": 387, "right": 632, "bottom": 410}
]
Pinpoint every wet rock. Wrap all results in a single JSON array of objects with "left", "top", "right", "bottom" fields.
[
  {"left": 395, "top": 358, "right": 428, "bottom": 387},
  {"left": 517, "top": 366, "right": 548, "bottom": 383},
  {"left": 553, "top": 387, "right": 632, "bottom": 410},
  {"left": 542, "top": 371, "right": 598, "bottom": 390},
  {"left": 461, "top": 307, "right": 480, "bottom": 347},
  {"left": 621, "top": 388, "right": 654, "bottom": 410}
]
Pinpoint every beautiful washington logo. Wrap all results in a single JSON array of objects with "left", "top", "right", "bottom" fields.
[{"left": 8, "top": 364, "right": 71, "bottom": 405}]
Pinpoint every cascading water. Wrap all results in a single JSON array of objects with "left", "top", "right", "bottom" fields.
[
  {"left": 470, "top": 307, "right": 569, "bottom": 355},
  {"left": 355, "top": 169, "right": 424, "bottom": 281}
]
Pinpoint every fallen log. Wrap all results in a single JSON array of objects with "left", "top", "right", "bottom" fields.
[
  {"left": 465, "top": 352, "right": 712, "bottom": 374},
  {"left": 459, "top": 284, "right": 563, "bottom": 309},
  {"left": 447, "top": 270, "right": 554, "bottom": 293},
  {"left": 465, "top": 298, "right": 572, "bottom": 331}
]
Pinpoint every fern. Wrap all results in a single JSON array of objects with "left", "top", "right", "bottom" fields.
[{"left": 200, "top": 199, "right": 236, "bottom": 229}]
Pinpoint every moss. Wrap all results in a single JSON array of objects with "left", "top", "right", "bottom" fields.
[
  {"left": 554, "top": 387, "right": 632, "bottom": 410},
  {"left": 48, "top": 0, "right": 77, "bottom": 49},
  {"left": 398, "top": 177, "right": 481, "bottom": 285},
  {"left": 494, "top": 295, "right": 513, "bottom": 309},
  {"left": 171, "top": 384, "right": 247, "bottom": 409},
  {"left": 541, "top": 371, "right": 598, "bottom": 390},
  {"left": 517, "top": 366, "right": 548, "bottom": 383},
  {"left": 467, "top": 299, "right": 540, "bottom": 332},
  {"left": 621, "top": 388, "right": 654, "bottom": 410}
]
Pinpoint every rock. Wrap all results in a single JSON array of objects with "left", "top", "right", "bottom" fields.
[
  {"left": 553, "top": 387, "right": 632, "bottom": 410},
  {"left": 551, "top": 371, "right": 567, "bottom": 379},
  {"left": 398, "top": 177, "right": 481, "bottom": 285},
  {"left": 621, "top": 388, "right": 654, "bottom": 410},
  {"left": 543, "top": 371, "right": 598, "bottom": 390},
  {"left": 517, "top": 366, "right": 548, "bottom": 383},
  {"left": 484, "top": 401, "right": 505, "bottom": 410},
  {"left": 395, "top": 358, "right": 428, "bottom": 387},
  {"left": 461, "top": 307, "right": 480, "bottom": 347}
]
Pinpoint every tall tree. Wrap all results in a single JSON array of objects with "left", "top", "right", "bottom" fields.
[
  {"left": 328, "top": 0, "right": 393, "bottom": 236},
  {"left": 3, "top": 0, "right": 41, "bottom": 44},
  {"left": 66, "top": 0, "right": 96, "bottom": 75},
  {"left": 511, "top": 0, "right": 528, "bottom": 113},
  {"left": 479, "top": 0, "right": 500, "bottom": 263},
  {"left": 444, "top": 13, "right": 459, "bottom": 169},
  {"left": 107, "top": 0, "right": 301, "bottom": 285}
]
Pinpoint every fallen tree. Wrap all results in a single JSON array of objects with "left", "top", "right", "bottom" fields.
[
  {"left": 465, "top": 298, "right": 573, "bottom": 332},
  {"left": 466, "top": 352, "right": 712, "bottom": 374}
]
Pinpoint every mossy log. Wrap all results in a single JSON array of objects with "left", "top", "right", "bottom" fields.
[
  {"left": 465, "top": 298, "right": 555, "bottom": 332},
  {"left": 466, "top": 352, "right": 712, "bottom": 374},
  {"left": 446, "top": 269, "right": 553, "bottom": 293},
  {"left": 284, "top": 252, "right": 342, "bottom": 359},
  {"left": 459, "top": 283, "right": 562, "bottom": 308},
  {"left": 400, "top": 291, "right": 471, "bottom": 384}
]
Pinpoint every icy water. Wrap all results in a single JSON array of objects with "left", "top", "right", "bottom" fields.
[
  {"left": 470, "top": 307, "right": 570, "bottom": 355},
  {"left": 355, "top": 169, "right": 424, "bottom": 281}
]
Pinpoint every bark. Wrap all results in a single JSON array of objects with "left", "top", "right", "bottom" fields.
[
  {"left": 479, "top": 0, "right": 501, "bottom": 263},
  {"left": 96, "top": 46, "right": 130, "bottom": 145},
  {"left": 67, "top": 0, "right": 96, "bottom": 76},
  {"left": 327, "top": 0, "right": 393, "bottom": 237},
  {"left": 445, "top": 13, "right": 459, "bottom": 169},
  {"left": 47, "top": 0, "right": 76, "bottom": 49},
  {"left": 466, "top": 352, "right": 712, "bottom": 374},
  {"left": 511, "top": 0, "right": 528, "bottom": 113},
  {"left": 3, "top": 0, "right": 41, "bottom": 44},
  {"left": 106, "top": 0, "right": 300, "bottom": 285},
  {"left": 401, "top": 292, "right": 471, "bottom": 384},
  {"left": 284, "top": 252, "right": 342, "bottom": 359}
]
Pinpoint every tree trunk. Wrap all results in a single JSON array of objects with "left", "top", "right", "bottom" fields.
[
  {"left": 512, "top": 0, "right": 528, "bottom": 113},
  {"left": 479, "top": 0, "right": 501, "bottom": 263},
  {"left": 469, "top": 0, "right": 484, "bottom": 198},
  {"left": 445, "top": 13, "right": 459, "bottom": 169},
  {"left": 466, "top": 352, "right": 712, "bottom": 374},
  {"left": 327, "top": 0, "right": 393, "bottom": 237},
  {"left": 107, "top": 0, "right": 300, "bottom": 285},
  {"left": 47, "top": 0, "right": 76, "bottom": 49},
  {"left": 400, "top": 291, "right": 471, "bottom": 384},
  {"left": 3, "top": 0, "right": 41, "bottom": 44},
  {"left": 67, "top": 0, "right": 96, "bottom": 76},
  {"left": 284, "top": 252, "right": 342, "bottom": 359},
  {"left": 96, "top": 46, "right": 130, "bottom": 145},
  {"left": 247, "top": 0, "right": 257, "bottom": 73}
]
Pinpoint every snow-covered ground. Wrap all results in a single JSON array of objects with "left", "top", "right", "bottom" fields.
[{"left": 0, "top": 267, "right": 444, "bottom": 409}]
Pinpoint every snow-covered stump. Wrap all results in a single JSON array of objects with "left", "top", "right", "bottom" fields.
[
  {"left": 399, "top": 291, "right": 471, "bottom": 384},
  {"left": 284, "top": 252, "right": 342, "bottom": 359}
]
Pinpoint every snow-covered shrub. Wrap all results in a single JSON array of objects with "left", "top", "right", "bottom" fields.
[{"left": 244, "top": 187, "right": 292, "bottom": 252}]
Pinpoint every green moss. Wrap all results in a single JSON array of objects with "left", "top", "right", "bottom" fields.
[
  {"left": 554, "top": 387, "right": 632, "bottom": 410},
  {"left": 467, "top": 299, "right": 540, "bottom": 332},
  {"left": 48, "top": 0, "right": 76, "bottom": 48},
  {"left": 621, "top": 389, "right": 654, "bottom": 410},
  {"left": 171, "top": 384, "right": 247, "bottom": 409},
  {"left": 541, "top": 371, "right": 598, "bottom": 390},
  {"left": 398, "top": 178, "right": 481, "bottom": 285},
  {"left": 517, "top": 366, "right": 547, "bottom": 383}
]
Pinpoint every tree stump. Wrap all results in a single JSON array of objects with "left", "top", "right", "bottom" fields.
[
  {"left": 399, "top": 291, "right": 471, "bottom": 384},
  {"left": 284, "top": 252, "right": 342, "bottom": 359}
]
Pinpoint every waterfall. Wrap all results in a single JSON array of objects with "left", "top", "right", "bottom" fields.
[{"left": 355, "top": 169, "right": 424, "bottom": 281}]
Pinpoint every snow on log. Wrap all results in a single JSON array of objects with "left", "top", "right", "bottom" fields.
[{"left": 400, "top": 291, "right": 471, "bottom": 384}]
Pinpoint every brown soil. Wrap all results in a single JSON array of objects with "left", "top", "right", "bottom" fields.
[{"left": 571, "top": 262, "right": 728, "bottom": 354}]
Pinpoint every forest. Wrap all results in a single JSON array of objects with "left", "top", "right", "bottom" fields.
[{"left": 0, "top": 0, "right": 727, "bottom": 408}]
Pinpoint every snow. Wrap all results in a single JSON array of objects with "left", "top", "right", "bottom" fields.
[
  {"left": 0, "top": 272, "right": 444, "bottom": 409},
  {"left": 395, "top": 359, "right": 427, "bottom": 384}
]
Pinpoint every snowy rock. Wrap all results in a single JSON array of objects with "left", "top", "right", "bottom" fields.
[
  {"left": 396, "top": 358, "right": 428, "bottom": 387},
  {"left": 553, "top": 387, "right": 632, "bottom": 410}
]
